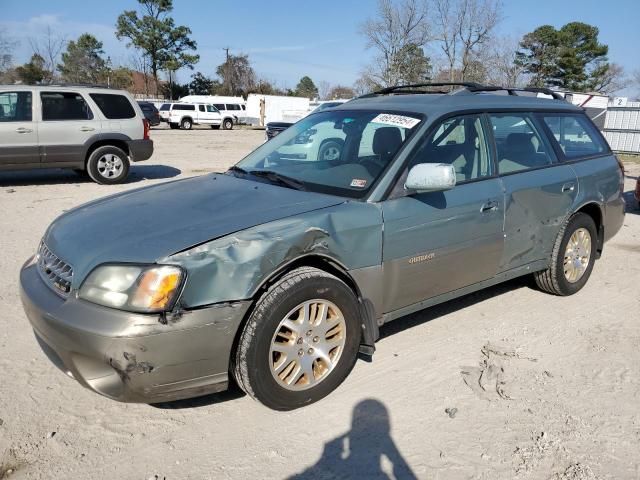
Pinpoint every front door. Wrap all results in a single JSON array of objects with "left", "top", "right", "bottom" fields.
[
  {"left": 38, "top": 91, "right": 100, "bottom": 166},
  {"left": 382, "top": 114, "right": 505, "bottom": 313},
  {"left": 0, "top": 90, "right": 39, "bottom": 166},
  {"left": 487, "top": 113, "right": 579, "bottom": 271}
]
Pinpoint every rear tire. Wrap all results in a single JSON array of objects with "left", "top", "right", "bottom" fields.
[
  {"left": 86, "top": 146, "right": 130, "bottom": 185},
  {"left": 169, "top": 123, "right": 179, "bottom": 129},
  {"left": 211, "top": 125, "right": 220, "bottom": 130},
  {"left": 232, "top": 267, "right": 361, "bottom": 410},
  {"left": 534, "top": 212, "right": 597, "bottom": 296},
  {"left": 180, "top": 118, "right": 193, "bottom": 130}
]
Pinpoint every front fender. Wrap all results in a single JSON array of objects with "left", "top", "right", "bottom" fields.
[{"left": 164, "top": 201, "right": 383, "bottom": 309}]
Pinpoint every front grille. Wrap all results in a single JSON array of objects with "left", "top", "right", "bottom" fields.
[{"left": 37, "top": 242, "right": 73, "bottom": 296}]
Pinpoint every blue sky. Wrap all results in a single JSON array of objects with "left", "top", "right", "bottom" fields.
[{"left": 2, "top": 0, "right": 639, "bottom": 92}]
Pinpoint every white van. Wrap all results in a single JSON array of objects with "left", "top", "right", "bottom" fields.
[
  {"left": 166, "top": 103, "right": 224, "bottom": 130},
  {"left": 179, "top": 95, "right": 246, "bottom": 125}
]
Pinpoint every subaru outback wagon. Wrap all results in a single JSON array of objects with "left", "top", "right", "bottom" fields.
[
  {"left": 20, "top": 83, "right": 625, "bottom": 410},
  {"left": 0, "top": 85, "right": 153, "bottom": 184}
]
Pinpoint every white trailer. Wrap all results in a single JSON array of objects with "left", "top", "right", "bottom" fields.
[{"left": 245, "top": 94, "right": 310, "bottom": 126}]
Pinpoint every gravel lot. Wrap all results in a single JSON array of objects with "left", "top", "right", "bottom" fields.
[{"left": 1, "top": 127, "right": 639, "bottom": 480}]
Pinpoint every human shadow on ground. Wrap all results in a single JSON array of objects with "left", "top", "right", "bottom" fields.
[
  {"left": 0, "top": 164, "right": 181, "bottom": 187},
  {"left": 288, "top": 399, "right": 417, "bottom": 480}
]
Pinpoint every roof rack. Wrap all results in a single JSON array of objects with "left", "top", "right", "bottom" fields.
[
  {"left": 359, "top": 82, "right": 567, "bottom": 101},
  {"left": 359, "top": 82, "right": 485, "bottom": 98},
  {"left": 25, "top": 83, "right": 115, "bottom": 89},
  {"left": 463, "top": 85, "right": 565, "bottom": 100}
]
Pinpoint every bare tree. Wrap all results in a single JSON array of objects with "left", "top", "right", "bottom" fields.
[
  {"left": 28, "top": 26, "right": 66, "bottom": 83},
  {"left": 590, "top": 63, "right": 628, "bottom": 94},
  {"left": 433, "top": 0, "right": 501, "bottom": 82},
  {"left": 484, "top": 36, "right": 528, "bottom": 86},
  {"left": 360, "top": 0, "right": 431, "bottom": 86},
  {"left": 317, "top": 81, "right": 332, "bottom": 100}
]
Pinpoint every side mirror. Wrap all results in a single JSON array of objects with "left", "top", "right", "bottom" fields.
[{"left": 405, "top": 163, "right": 456, "bottom": 193}]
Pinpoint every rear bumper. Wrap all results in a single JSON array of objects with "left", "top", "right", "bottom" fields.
[
  {"left": 20, "top": 259, "right": 250, "bottom": 403},
  {"left": 127, "top": 139, "right": 154, "bottom": 162}
]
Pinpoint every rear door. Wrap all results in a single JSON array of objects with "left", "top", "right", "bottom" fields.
[
  {"left": 38, "top": 91, "right": 100, "bottom": 166},
  {"left": 0, "top": 90, "right": 39, "bottom": 166},
  {"left": 488, "top": 112, "right": 578, "bottom": 272},
  {"left": 381, "top": 114, "right": 505, "bottom": 313}
]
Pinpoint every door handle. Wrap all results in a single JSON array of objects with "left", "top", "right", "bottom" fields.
[
  {"left": 562, "top": 182, "right": 575, "bottom": 193},
  {"left": 80, "top": 126, "right": 95, "bottom": 132},
  {"left": 481, "top": 200, "right": 499, "bottom": 213},
  {"left": 16, "top": 127, "right": 33, "bottom": 134}
]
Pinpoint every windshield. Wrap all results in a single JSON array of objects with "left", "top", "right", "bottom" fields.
[{"left": 233, "top": 110, "right": 422, "bottom": 198}]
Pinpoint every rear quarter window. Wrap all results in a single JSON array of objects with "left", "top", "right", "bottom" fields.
[
  {"left": 541, "top": 114, "right": 607, "bottom": 159},
  {"left": 90, "top": 93, "right": 136, "bottom": 119}
]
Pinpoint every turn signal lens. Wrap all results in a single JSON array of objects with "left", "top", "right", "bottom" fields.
[{"left": 130, "top": 267, "right": 182, "bottom": 311}]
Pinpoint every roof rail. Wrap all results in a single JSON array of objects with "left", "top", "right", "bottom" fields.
[
  {"left": 359, "top": 82, "right": 486, "bottom": 98},
  {"left": 464, "top": 85, "right": 566, "bottom": 100},
  {"left": 27, "top": 82, "right": 115, "bottom": 89}
]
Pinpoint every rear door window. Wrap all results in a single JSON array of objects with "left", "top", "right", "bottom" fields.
[
  {"left": 489, "top": 114, "right": 556, "bottom": 174},
  {"left": 199, "top": 105, "right": 205, "bottom": 112},
  {"left": 541, "top": 114, "right": 607, "bottom": 159},
  {"left": 89, "top": 93, "right": 136, "bottom": 119},
  {"left": 213, "top": 104, "right": 225, "bottom": 110},
  {"left": 173, "top": 104, "right": 195, "bottom": 111},
  {"left": 0, "top": 91, "right": 32, "bottom": 122},
  {"left": 41, "top": 92, "right": 93, "bottom": 121}
]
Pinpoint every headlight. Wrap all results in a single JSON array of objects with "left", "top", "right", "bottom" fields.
[{"left": 79, "top": 264, "right": 184, "bottom": 313}]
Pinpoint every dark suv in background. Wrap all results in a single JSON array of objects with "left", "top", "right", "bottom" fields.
[{"left": 137, "top": 101, "right": 161, "bottom": 127}]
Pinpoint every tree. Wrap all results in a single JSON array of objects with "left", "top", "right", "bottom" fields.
[
  {"left": 391, "top": 43, "right": 431, "bottom": 84},
  {"left": 1, "top": 29, "right": 15, "bottom": 75},
  {"left": 58, "top": 34, "right": 108, "bottom": 84},
  {"left": 116, "top": 0, "right": 199, "bottom": 94},
  {"left": 160, "top": 81, "right": 189, "bottom": 100},
  {"left": 327, "top": 85, "right": 356, "bottom": 99},
  {"left": 216, "top": 53, "right": 256, "bottom": 96},
  {"left": 590, "top": 62, "right": 628, "bottom": 94},
  {"left": 108, "top": 66, "right": 134, "bottom": 89},
  {"left": 15, "top": 54, "right": 48, "bottom": 84},
  {"left": 484, "top": 36, "right": 528, "bottom": 87},
  {"left": 295, "top": 76, "right": 318, "bottom": 98},
  {"left": 432, "top": 0, "right": 501, "bottom": 83},
  {"left": 28, "top": 26, "right": 66, "bottom": 83},
  {"left": 360, "top": 0, "right": 430, "bottom": 86},
  {"left": 517, "top": 22, "right": 609, "bottom": 91},
  {"left": 188, "top": 72, "right": 215, "bottom": 95}
]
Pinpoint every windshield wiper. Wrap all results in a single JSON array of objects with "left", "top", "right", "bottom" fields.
[
  {"left": 227, "top": 165, "right": 248, "bottom": 175},
  {"left": 248, "top": 170, "right": 306, "bottom": 191}
]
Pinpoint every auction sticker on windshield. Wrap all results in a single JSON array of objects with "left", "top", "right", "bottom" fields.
[
  {"left": 372, "top": 113, "right": 421, "bottom": 129},
  {"left": 350, "top": 178, "right": 367, "bottom": 188}
]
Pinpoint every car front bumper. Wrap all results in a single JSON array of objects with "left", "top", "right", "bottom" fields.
[
  {"left": 127, "top": 139, "right": 154, "bottom": 162},
  {"left": 20, "top": 259, "right": 250, "bottom": 403}
]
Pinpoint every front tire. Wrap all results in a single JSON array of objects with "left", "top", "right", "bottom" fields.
[
  {"left": 222, "top": 118, "right": 233, "bottom": 130},
  {"left": 534, "top": 212, "right": 597, "bottom": 296},
  {"left": 86, "top": 146, "right": 130, "bottom": 185},
  {"left": 318, "top": 140, "right": 343, "bottom": 161},
  {"left": 233, "top": 267, "right": 361, "bottom": 410}
]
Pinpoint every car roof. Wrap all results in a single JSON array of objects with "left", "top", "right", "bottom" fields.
[{"left": 337, "top": 91, "right": 582, "bottom": 116}]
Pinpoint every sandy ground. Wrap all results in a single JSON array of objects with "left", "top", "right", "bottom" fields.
[{"left": 0, "top": 127, "right": 639, "bottom": 480}]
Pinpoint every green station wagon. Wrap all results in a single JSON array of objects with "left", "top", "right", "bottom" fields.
[{"left": 20, "top": 83, "right": 626, "bottom": 410}]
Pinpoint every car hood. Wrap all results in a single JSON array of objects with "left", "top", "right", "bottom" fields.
[{"left": 43, "top": 174, "right": 345, "bottom": 286}]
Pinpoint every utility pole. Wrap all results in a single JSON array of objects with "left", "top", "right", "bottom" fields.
[{"left": 223, "top": 47, "right": 231, "bottom": 95}]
